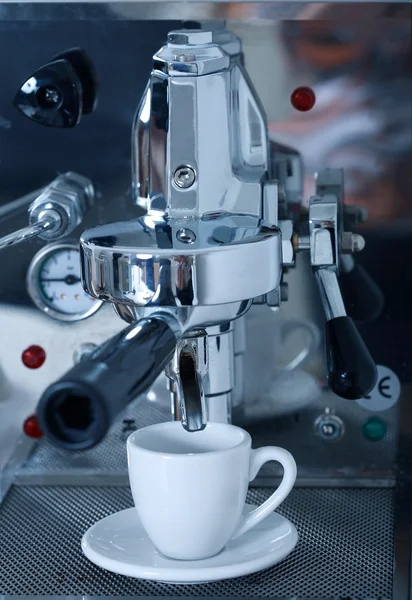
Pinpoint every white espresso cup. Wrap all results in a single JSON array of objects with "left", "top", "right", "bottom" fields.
[{"left": 127, "top": 421, "right": 297, "bottom": 561}]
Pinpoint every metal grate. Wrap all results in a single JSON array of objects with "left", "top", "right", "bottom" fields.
[{"left": 0, "top": 485, "right": 393, "bottom": 598}]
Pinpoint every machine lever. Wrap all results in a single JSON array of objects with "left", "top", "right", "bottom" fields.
[{"left": 304, "top": 169, "right": 378, "bottom": 400}]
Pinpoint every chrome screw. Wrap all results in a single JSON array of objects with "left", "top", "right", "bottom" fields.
[
  {"left": 173, "top": 165, "right": 196, "bottom": 189},
  {"left": 176, "top": 228, "right": 196, "bottom": 244},
  {"left": 314, "top": 412, "right": 345, "bottom": 441},
  {"left": 341, "top": 232, "right": 366, "bottom": 254}
]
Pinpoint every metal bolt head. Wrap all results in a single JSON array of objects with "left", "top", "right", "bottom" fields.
[
  {"left": 352, "top": 233, "right": 366, "bottom": 252},
  {"left": 341, "top": 231, "right": 366, "bottom": 254},
  {"left": 176, "top": 228, "right": 196, "bottom": 244},
  {"left": 173, "top": 165, "right": 196, "bottom": 189}
]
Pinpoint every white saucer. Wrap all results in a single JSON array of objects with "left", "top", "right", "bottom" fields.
[{"left": 81, "top": 504, "right": 298, "bottom": 583}]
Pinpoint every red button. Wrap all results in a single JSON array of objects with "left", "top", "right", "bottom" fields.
[
  {"left": 22, "top": 345, "right": 46, "bottom": 369},
  {"left": 23, "top": 414, "right": 43, "bottom": 439},
  {"left": 291, "top": 87, "right": 316, "bottom": 112}
]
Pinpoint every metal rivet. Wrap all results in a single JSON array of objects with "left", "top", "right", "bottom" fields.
[
  {"left": 173, "top": 165, "right": 196, "bottom": 189},
  {"left": 176, "top": 228, "right": 196, "bottom": 244}
]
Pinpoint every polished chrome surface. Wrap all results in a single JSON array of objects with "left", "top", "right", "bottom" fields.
[
  {"left": 0, "top": 215, "right": 59, "bottom": 250},
  {"left": 305, "top": 169, "right": 348, "bottom": 321},
  {"left": 80, "top": 23, "right": 377, "bottom": 421},
  {"left": 133, "top": 301, "right": 253, "bottom": 333},
  {"left": 232, "top": 317, "right": 246, "bottom": 408},
  {"left": 173, "top": 165, "right": 196, "bottom": 190},
  {"left": 206, "top": 324, "right": 234, "bottom": 396},
  {"left": 132, "top": 27, "right": 268, "bottom": 219},
  {"left": 80, "top": 217, "right": 282, "bottom": 315},
  {"left": 315, "top": 269, "right": 347, "bottom": 321},
  {"left": 165, "top": 330, "right": 208, "bottom": 431},
  {"left": 81, "top": 25, "right": 284, "bottom": 366},
  {"left": 341, "top": 231, "right": 365, "bottom": 254},
  {"left": 79, "top": 24, "right": 287, "bottom": 429},
  {"left": 309, "top": 169, "right": 343, "bottom": 267},
  {"left": 29, "top": 172, "right": 95, "bottom": 240},
  {"left": 279, "top": 219, "right": 294, "bottom": 266},
  {"left": 0, "top": 172, "right": 94, "bottom": 251},
  {"left": 207, "top": 391, "right": 232, "bottom": 423},
  {"left": 199, "top": 324, "right": 235, "bottom": 423}
]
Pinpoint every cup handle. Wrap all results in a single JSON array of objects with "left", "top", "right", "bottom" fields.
[
  {"left": 281, "top": 320, "right": 320, "bottom": 372},
  {"left": 231, "top": 446, "right": 297, "bottom": 540}
]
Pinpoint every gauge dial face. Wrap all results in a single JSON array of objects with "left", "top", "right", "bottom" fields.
[{"left": 27, "top": 244, "right": 102, "bottom": 321}]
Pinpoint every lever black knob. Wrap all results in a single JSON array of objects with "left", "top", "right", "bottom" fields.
[
  {"left": 13, "top": 48, "right": 97, "bottom": 128},
  {"left": 339, "top": 263, "right": 384, "bottom": 323},
  {"left": 36, "top": 317, "right": 178, "bottom": 450},
  {"left": 325, "top": 316, "right": 378, "bottom": 399}
]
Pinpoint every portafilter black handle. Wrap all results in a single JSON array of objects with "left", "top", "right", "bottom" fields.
[{"left": 36, "top": 316, "right": 178, "bottom": 450}]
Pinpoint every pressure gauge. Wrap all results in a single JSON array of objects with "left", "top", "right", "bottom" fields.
[{"left": 27, "top": 242, "right": 103, "bottom": 322}]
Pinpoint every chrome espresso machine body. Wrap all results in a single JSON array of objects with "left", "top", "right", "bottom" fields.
[{"left": 0, "top": 7, "right": 411, "bottom": 600}]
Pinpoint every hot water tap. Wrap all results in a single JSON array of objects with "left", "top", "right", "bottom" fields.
[{"left": 33, "top": 26, "right": 377, "bottom": 449}]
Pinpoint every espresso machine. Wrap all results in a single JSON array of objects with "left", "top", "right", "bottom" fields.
[{"left": 0, "top": 5, "right": 411, "bottom": 599}]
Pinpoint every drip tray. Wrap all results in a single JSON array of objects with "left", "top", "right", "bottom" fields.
[{"left": 0, "top": 485, "right": 393, "bottom": 598}]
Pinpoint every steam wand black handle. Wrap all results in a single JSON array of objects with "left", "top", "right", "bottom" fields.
[
  {"left": 36, "top": 316, "right": 179, "bottom": 450},
  {"left": 325, "top": 316, "right": 377, "bottom": 399},
  {"left": 316, "top": 269, "right": 377, "bottom": 399}
]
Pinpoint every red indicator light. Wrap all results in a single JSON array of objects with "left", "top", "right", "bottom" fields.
[
  {"left": 22, "top": 345, "right": 46, "bottom": 369},
  {"left": 291, "top": 87, "right": 316, "bottom": 112},
  {"left": 23, "top": 414, "right": 43, "bottom": 439}
]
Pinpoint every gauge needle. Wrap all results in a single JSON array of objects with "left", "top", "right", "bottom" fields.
[{"left": 40, "top": 275, "right": 81, "bottom": 285}]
